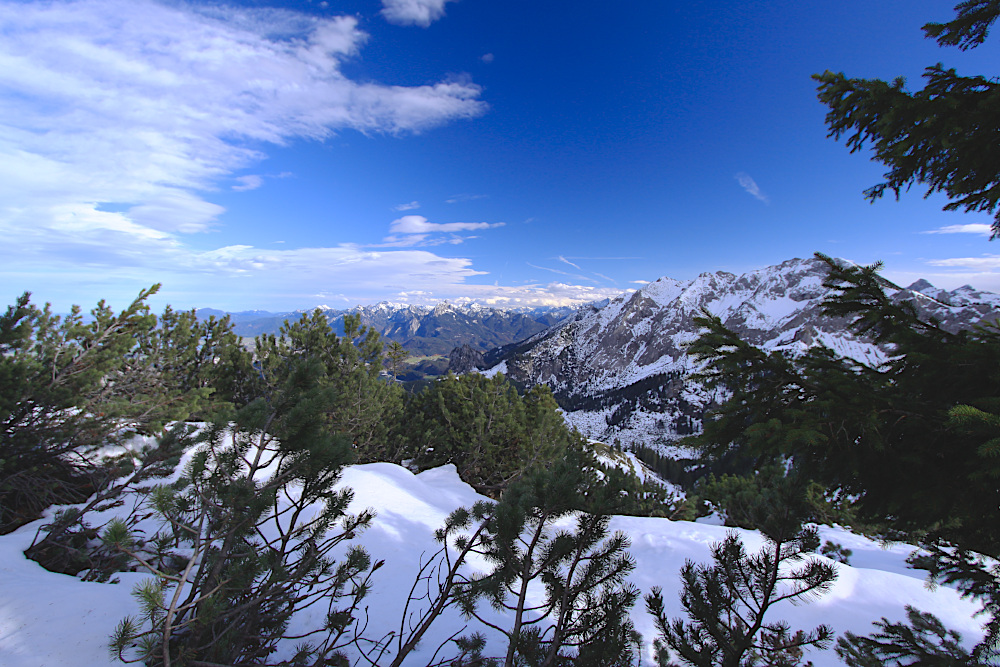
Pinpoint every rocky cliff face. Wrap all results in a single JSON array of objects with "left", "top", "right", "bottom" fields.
[
  {"left": 485, "top": 257, "right": 1000, "bottom": 451},
  {"left": 447, "top": 343, "right": 486, "bottom": 374}
]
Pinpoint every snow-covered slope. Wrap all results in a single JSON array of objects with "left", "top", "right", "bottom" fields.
[
  {"left": 485, "top": 257, "right": 1000, "bottom": 450},
  {"left": 0, "top": 460, "right": 986, "bottom": 666}
]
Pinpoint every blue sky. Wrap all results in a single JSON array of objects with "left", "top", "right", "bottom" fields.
[{"left": 3, "top": 0, "right": 1000, "bottom": 312}]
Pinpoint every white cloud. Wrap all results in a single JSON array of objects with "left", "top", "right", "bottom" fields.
[
  {"left": 398, "top": 283, "right": 630, "bottom": 308},
  {"left": 631, "top": 280, "right": 651, "bottom": 285},
  {"left": 0, "top": 0, "right": 628, "bottom": 313},
  {"left": 0, "top": 0, "right": 486, "bottom": 253},
  {"left": 481, "top": 53, "right": 495, "bottom": 63},
  {"left": 445, "top": 193, "right": 488, "bottom": 204},
  {"left": 527, "top": 262, "right": 598, "bottom": 284},
  {"left": 233, "top": 175, "right": 264, "bottom": 192},
  {"left": 735, "top": 172, "right": 769, "bottom": 204},
  {"left": 922, "top": 223, "right": 994, "bottom": 236},
  {"left": 927, "top": 255, "right": 1000, "bottom": 270},
  {"left": 393, "top": 201, "right": 421, "bottom": 211},
  {"left": 381, "top": 0, "right": 459, "bottom": 27},
  {"left": 557, "top": 256, "right": 582, "bottom": 270},
  {"left": 3, "top": 233, "right": 627, "bottom": 310},
  {"left": 388, "top": 214, "right": 503, "bottom": 234}
]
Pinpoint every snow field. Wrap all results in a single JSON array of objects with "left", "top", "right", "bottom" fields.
[{"left": 0, "top": 458, "right": 987, "bottom": 667}]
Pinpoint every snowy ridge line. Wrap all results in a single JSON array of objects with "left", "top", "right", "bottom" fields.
[{"left": 486, "top": 256, "right": 1000, "bottom": 450}]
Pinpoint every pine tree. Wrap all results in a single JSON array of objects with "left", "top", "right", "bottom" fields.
[
  {"left": 645, "top": 480, "right": 836, "bottom": 667},
  {"left": 107, "top": 350, "right": 377, "bottom": 666},
  {"left": 251, "top": 309, "right": 405, "bottom": 463},
  {"left": 404, "top": 372, "right": 582, "bottom": 494},
  {"left": 0, "top": 287, "right": 241, "bottom": 533},
  {"left": 814, "top": 0, "right": 1000, "bottom": 233},
  {"left": 686, "top": 254, "right": 1000, "bottom": 662},
  {"left": 836, "top": 606, "right": 979, "bottom": 667},
  {"left": 385, "top": 340, "right": 409, "bottom": 381},
  {"left": 457, "top": 455, "right": 642, "bottom": 667}
]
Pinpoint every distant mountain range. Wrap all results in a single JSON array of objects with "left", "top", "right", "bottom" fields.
[
  {"left": 197, "top": 302, "right": 580, "bottom": 358},
  {"left": 479, "top": 257, "right": 1000, "bottom": 451}
]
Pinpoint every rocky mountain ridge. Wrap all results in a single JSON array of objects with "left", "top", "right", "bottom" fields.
[
  {"left": 481, "top": 257, "right": 1000, "bottom": 451},
  {"left": 197, "top": 301, "right": 581, "bottom": 357}
]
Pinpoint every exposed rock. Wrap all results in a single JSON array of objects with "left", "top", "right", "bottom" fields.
[{"left": 447, "top": 344, "right": 485, "bottom": 374}]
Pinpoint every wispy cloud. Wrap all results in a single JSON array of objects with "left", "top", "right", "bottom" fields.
[
  {"left": 397, "top": 283, "right": 630, "bottom": 308},
  {"left": 735, "top": 172, "right": 769, "bottom": 204},
  {"left": 370, "top": 215, "right": 503, "bottom": 247},
  {"left": 922, "top": 223, "right": 993, "bottom": 236},
  {"left": 927, "top": 255, "right": 1000, "bottom": 270},
  {"left": 445, "top": 193, "right": 489, "bottom": 204},
  {"left": 527, "top": 262, "right": 598, "bottom": 284},
  {"left": 393, "top": 201, "right": 421, "bottom": 211},
  {"left": 0, "top": 0, "right": 485, "bottom": 235},
  {"left": 232, "top": 175, "right": 264, "bottom": 192},
  {"left": 389, "top": 215, "right": 503, "bottom": 234},
  {"left": 0, "top": 0, "right": 488, "bottom": 308},
  {"left": 557, "top": 256, "right": 582, "bottom": 270},
  {"left": 381, "top": 0, "right": 459, "bottom": 27},
  {"left": 481, "top": 53, "right": 495, "bottom": 63}
]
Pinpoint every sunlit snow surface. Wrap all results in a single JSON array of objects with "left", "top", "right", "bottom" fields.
[{"left": 0, "top": 458, "right": 986, "bottom": 666}]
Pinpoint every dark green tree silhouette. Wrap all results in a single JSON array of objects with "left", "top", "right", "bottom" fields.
[
  {"left": 107, "top": 350, "right": 376, "bottom": 666},
  {"left": 687, "top": 254, "right": 1000, "bottom": 662},
  {"left": 404, "top": 372, "right": 582, "bottom": 494},
  {"left": 645, "top": 476, "right": 836, "bottom": 667},
  {"left": 814, "top": 0, "right": 1000, "bottom": 234},
  {"left": 458, "top": 455, "right": 642, "bottom": 667},
  {"left": 0, "top": 287, "right": 240, "bottom": 533},
  {"left": 251, "top": 310, "right": 405, "bottom": 463}
]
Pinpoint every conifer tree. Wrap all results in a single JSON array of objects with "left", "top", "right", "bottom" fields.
[
  {"left": 404, "top": 372, "right": 581, "bottom": 494},
  {"left": 687, "top": 253, "right": 1000, "bottom": 663},
  {"left": 107, "top": 350, "right": 377, "bottom": 666},
  {"left": 837, "top": 606, "right": 984, "bottom": 667},
  {"left": 457, "top": 454, "right": 642, "bottom": 667},
  {"left": 0, "top": 287, "right": 241, "bottom": 533},
  {"left": 645, "top": 479, "right": 836, "bottom": 667},
  {"left": 385, "top": 340, "right": 409, "bottom": 381},
  {"left": 814, "top": 0, "right": 1000, "bottom": 234},
  {"left": 251, "top": 309, "right": 405, "bottom": 463}
]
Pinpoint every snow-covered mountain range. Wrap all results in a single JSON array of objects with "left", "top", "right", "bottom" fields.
[
  {"left": 482, "top": 257, "right": 1000, "bottom": 451},
  {"left": 199, "top": 302, "right": 578, "bottom": 357}
]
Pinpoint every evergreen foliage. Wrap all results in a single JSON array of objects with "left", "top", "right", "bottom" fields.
[
  {"left": 689, "top": 253, "right": 1000, "bottom": 551},
  {"left": 0, "top": 287, "right": 240, "bottom": 533},
  {"left": 699, "top": 467, "right": 857, "bottom": 532},
  {"left": 456, "top": 455, "right": 642, "bottom": 667},
  {"left": 645, "top": 480, "right": 836, "bottom": 667},
  {"left": 814, "top": 0, "right": 1000, "bottom": 233},
  {"left": 687, "top": 253, "right": 1000, "bottom": 662},
  {"left": 836, "top": 606, "right": 980, "bottom": 667},
  {"left": 250, "top": 310, "right": 405, "bottom": 463},
  {"left": 385, "top": 340, "right": 409, "bottom": 381},
  {"left": 404, "top": 372, "right": 582, "bottom": 494},
  {"left": 107, "top": 351, "right": 377, "bottom": 666},
  {"left": 357, "top": 499, "right": 499, "bottom": 667}
]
